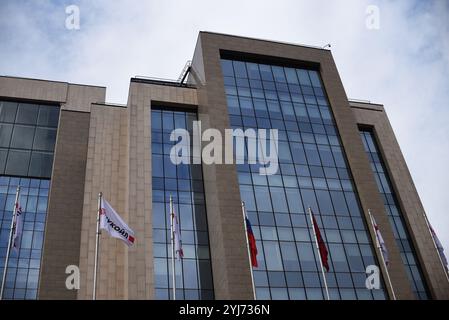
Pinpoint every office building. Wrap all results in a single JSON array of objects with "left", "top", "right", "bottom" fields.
[{"left": 0, "top": 32, "right": 447, "bottom": 300}]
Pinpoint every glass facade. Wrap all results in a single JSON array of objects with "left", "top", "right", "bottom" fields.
[
  {"left": 0, "top": 100, "right": 58, "bottom": 299},
  {"left": 221, "top": 58, "right": 387, "bottom": 300},
  {"left": 359, "top": 130, "right": 429, "bottom": 299},
  {"left": 0, "top": 177, "right": 50, "bottom": 299},
  {"left": 151, "top": 108, "right": 214, "bottom": 300},
  {"left": 0, "top": 100, "right": 59, "bottom": 178}
]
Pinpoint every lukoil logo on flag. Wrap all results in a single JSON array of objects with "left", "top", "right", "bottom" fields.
[{"left": 100, "top": 198, "right": 135, "bottom": 246}]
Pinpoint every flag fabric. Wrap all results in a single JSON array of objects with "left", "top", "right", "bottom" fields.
[
  {"left": 100, "top": 198, "right": 135, "bottom": 246},
  {"left": 172, "top": 210, "right": 184, "bottom": 259},
  {"left": 245, "top": 217, "right": 258, "bottom": 268},
  {"left": 311, "top": 213, "right": 329, "bottom": 272},
  {"left": 13, "top": 203, "right": 23, "bottom": 252},
  {"left": 429, "top": 224, "right": 448, "bottom": 270},
  {"left": 372, "top": 217, "right": 389, "bottom": 266}
]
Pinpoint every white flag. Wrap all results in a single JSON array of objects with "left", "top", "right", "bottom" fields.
[
  {"left": 372, "top": 217, "right": 389, "bottom": 266},
  {"left": 100, "top": 198, "right": 135, "bottom": 246},
  {"left": 172, "top": 210, "right": 183, "bottom": 259},
  {"left": 13, "top": 203, "right": 23, "bottom": 252}
]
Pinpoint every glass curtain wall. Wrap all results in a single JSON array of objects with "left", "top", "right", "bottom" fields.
[
  {"left": 221, "top": 59, "right": 387, "bottom": 300},
  {"left": 0, "top": 100, "right": 59, "bottom": 299},
  {"left": 151, "top": 108, "right": 214, "bottom": 300},
  {"left": 359, "top": 130, "right": 429, "bottom": 299}
]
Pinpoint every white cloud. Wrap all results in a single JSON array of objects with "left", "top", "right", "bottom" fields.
[{"left": 1, "top": 0, "right": 448, "bottom": 273}]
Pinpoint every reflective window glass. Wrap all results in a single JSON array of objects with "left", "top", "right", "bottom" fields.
[
  {"left": 221, "top": 60, "right": 386, "bottom": 300},
  {"left": 359, "top": 130, "right": 429, "bottom": 299},
  {"left": 151, "top": 109, "right": 213, "bottom": 300}
]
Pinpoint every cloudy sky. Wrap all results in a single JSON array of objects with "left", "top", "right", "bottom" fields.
[{"left": 1, "top": 1, "right": 448, "bottom": 257}]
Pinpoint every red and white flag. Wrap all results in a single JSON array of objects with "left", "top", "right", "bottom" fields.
[
  {"left": 372, "top": 217, "right": 389, "bottom": 266},
  {"left": 13, "top": 203, "right": 23, "bottom": 252},
  {"left": 100, "top": 198, "right": 135, "bottom": 246},
  {"left": 172, "top": 209, "right": 184, "bottom": 260}
]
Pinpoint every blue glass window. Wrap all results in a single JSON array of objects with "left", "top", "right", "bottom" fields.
[
  {"left": 221, "top": 59, "right": 387, "bottom": 300},
  {"left": 151, "top": 109, "right": 214, "bottom": 300},
  {"left": 0, "top": 100, "right": 57, "bottom": 299},
  {"left": 359, "top": 130, "right": 429, "bottom": 299},
  {"left": 0, "top": 177, "right": 50, "bottom": 299}
]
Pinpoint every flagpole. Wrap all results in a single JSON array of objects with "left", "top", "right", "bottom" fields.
[
  {"left": 422, "top": 212, "right": 449, "bottom": 282},
  {"left": 367, "top": 209, "right": 396, "bottom": 300},
  {"left": 241, "top": 201, "right": 257, "bottom": 300},
  {"left": 93, "top": 192, "right": 102, "bottom": 300},
  {"left": 0, "top": 186, "right": 20, "bottom": 300},
  {"left": 307, "top": 207, "right": 330, "bottom": 300},
  {"left": 170, "top": 194, "right": 176, "bottom": 300}
]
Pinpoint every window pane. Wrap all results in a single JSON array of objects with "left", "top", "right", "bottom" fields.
[
  {"left": 246, "top": 62, "right": 260, "bottom": 79},
  {"left": 304, "top": 144, "right": 321, "bottom": 166},
  {"left": 264, "top": 241, "right": 284, "bottom": 271},
  {"left": 29, "top": 152, "right": 53, "bottom": 178},
  {"left": 297, "top": 70, "right": 311, "bottom": 86},
  {"left": 151, "top": 111, "right": 162, "bottom": 130},
  {"left": 270, "top": 187, "right": 288, "bottom": 213},
  {"left": 33, "top": 128, "right": 57, "bottom": 151},
  {"left": 183, "top": 260, "right": 199, "bottom": 289},
  {"left": 280, "top": 242, "right": 300, "bottom": 271},
  {"left": 5, "top": 150, "right": 31, "bottom": 176},
  {"left": 254, "top": 186, "right": 273, "bottom": 211},
  {"left": 291, "top": 143, "right": 307, "bottom": 165},
  {"left": 330, "top": 191, "right": 349, "bottom": 216},
  {"left": 284, "top": 68, "right": 299, "bottom": 84},
  {"left": 221, "top": 60, "right": 234, "bottom": 77},
  {"left": 198, "top": 260, "right": 213, "bottom": 289},
  {"left": 272, "top": 66, "right": 286, "bottom": 83},
  {"left": 233, "top": 61, "right": 247, "bottom": 78},
  {"left": 297, "top": 242, "right": 317, "bottom": 271},
  {"left": 0, "top": 124, "right": 13, "bottom": 147},
  {"left": 10, "top": 125, "right": 35, "bottom": 149},
  {"left": 0, "top": 101, "right": 18, "bottom": 122},
  {"left": 308, "top": 71, "right": 322, "bottom": 88},
  {"left": 37, "top": 105, "right": 59, "bottom": 127},
  {"left": 315, "top": 190, "right": 334, "bottom": 215},
  {"left": 259, "top": 65, "right": 274, "bottom": 81},
  {"left": 285, "top": 188, "right": 304, "bottom": 214},
  {"left": 0, "top": 148, "right": 7, "bottom": 173},
  {"left": 162, "top": 112, "right": 174, "bottom": 131},
  {"left": 240, "top": 185, "right": 256, "bottom": 211},
  {"left": 15, "top": 103, "right": 39, "bottom": 125},
  {"left": 154, "top": 258, "right": 168, "bottom": 287},
  {"left": 152, "top": 154, "right": 163, "bottom": 177}
]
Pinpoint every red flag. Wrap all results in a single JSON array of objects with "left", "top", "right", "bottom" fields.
[
  {"left": 246, "top": 217, "right": 258, "bottom": 267},
  {"left": 312, "top": 214, "right": 329, "bottom": 272}
]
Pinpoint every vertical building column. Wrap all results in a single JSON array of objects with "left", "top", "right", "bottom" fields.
[
  {"left": 78, "top": 105, "right": 129, "bottom": 299},
  {"left": 39, "top": 110, "right": 90, "bottom": 299},
  {"left": 191, "top": 34, "right": 256, "bottom": 300}
]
